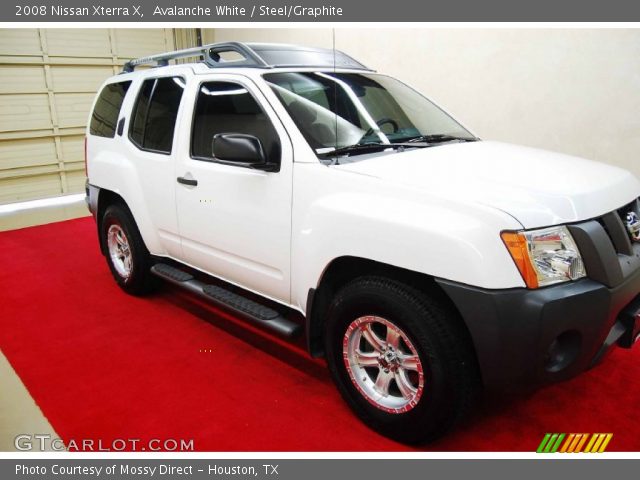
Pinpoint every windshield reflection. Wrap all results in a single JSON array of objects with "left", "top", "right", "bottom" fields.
[{"left": 264, "top": 72, "right": 475, "bottom": 156}]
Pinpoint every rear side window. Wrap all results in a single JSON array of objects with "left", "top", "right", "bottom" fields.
[
  {"left": 90, "top": 81, "right": 131, "bottom": 138},
  {"left": 129, "top": 80, "right": 153, "bottom": 146},
  {"left": 129, "top": 77, "right": 185, "bottom": 154},
  {"left": 191, "top": 81, "right": 280, "bottom": 163}
]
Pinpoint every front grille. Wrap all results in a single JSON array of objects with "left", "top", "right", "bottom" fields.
[
  {"left": 596, "top": 198, "right": 640, "bottom": 256},
  {"left": 618, "top": 198, "right": 640, "bottom": 243},
  {"left": 568, "top": 197, "right": 640, "bottom": 289}
]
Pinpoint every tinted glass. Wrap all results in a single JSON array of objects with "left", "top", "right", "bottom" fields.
[
  {"left": 129, "top": 79, "right": 153, "bottom": 146},
  {"left": 129, "top": 77, "right": 185, "bottom": 154},
  {"left": 90, "top": 81, "right": 131, "bottom": 138},
  {"left": 191, "top": 82, "right": 280, "bottom": 164}
]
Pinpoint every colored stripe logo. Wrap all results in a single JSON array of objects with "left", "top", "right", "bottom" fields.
[{"left": 537, "top": 433, "right": 613, "bottom": 453}]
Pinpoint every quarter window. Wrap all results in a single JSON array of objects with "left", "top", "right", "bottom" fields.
[
  {"left": 129, "top": 77, "right": 185, "bottom": 154},
  {"left": 90, "top": 81, "right": 131, "bottom": 138},
  {"left": 191, "top": 81, "right": 280, "bottom": 164}
]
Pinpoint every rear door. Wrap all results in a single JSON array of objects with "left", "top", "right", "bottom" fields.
[
  {"left": 124, "top": 73, "right": 187, "bottom": 258},
  {"left": 174, "top": 74, "right": 293, "bottom": 304}
]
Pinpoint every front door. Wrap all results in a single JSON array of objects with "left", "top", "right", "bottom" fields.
[{"left": 174, "top": 75, "right": 293, "bottom": 303}]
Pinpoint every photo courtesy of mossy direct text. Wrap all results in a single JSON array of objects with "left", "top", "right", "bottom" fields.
[{"left": 16, "top": 464, "right": 194, "bottom": 476}]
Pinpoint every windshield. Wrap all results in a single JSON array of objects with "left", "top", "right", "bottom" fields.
[{"left": 263, "top": 72, "right": 475, "bottom": 155}]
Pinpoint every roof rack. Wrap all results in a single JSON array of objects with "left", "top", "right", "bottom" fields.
[{"left": 122, "top": 42, "right": 371, "bottom": 73}]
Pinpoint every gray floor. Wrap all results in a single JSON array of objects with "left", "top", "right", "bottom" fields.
[{"left": 0, "top": 350, "right": 59, "bottom": 451}]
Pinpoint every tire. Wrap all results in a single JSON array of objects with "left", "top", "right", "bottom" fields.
[
  {"left": 100, "top": 203, "right": 158, "bottom": 296},
  {"left": 324, "top": 276, "right": 479, "bottom": 444}
]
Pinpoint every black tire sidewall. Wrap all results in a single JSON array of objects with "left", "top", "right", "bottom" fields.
[
  {"left": 325, "top": 279, "right": 459, "bottom": 443},
  {"left": 101, "top": 205, "right": 149, "bottom": 292}
]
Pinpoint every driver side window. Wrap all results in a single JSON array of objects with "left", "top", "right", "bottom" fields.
[{"left": 190, "top": 81, "right": 281, "bottom": 165}]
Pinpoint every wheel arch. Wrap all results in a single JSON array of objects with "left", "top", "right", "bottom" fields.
[
  {"left": 305, "top": 256, "right": 480, "bottom": 376},
  {"left": 95, "top": 188, "right": 133, "bottom": 256}
]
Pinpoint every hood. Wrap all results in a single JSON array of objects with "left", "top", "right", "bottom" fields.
[{"left": 336, "top": 141, "right": 640, "bottom": 228}]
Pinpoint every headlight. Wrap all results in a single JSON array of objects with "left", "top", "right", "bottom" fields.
[{"left": 501, "top": 226, "right": 586, "bottom": 288}]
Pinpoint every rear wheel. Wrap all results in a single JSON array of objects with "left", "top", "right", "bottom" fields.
[
  {"left": 101, "top": 204, "right": 157, "bottom": 295},
  {"left": 324, "top": 276, "right": 479, "bottom": 443}
]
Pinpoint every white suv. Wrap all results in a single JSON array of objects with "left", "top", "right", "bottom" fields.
[{"left": 86, "top": 42, "right": 640, "bottom": 443}]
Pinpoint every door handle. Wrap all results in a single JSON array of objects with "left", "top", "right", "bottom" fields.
[{"left": 177, "top": 176, "right": 198, "bottom": 187}]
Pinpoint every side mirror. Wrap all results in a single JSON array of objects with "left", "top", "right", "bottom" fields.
[{"left": 212, "top": 133, "right": 277, "bottom": 171}]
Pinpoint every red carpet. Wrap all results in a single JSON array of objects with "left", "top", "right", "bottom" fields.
[{"left": 0, "top": 217, "right": 639, "bottom": 451}]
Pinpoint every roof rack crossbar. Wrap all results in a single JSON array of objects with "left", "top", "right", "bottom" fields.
[{"left": 123, "top": 42, "right": 270, "bottom": 73}]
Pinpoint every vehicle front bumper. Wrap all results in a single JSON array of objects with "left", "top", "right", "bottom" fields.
[
  {"left": 437, "top": 271, "right": 640, "bottom": 392},
  {"left": 436, "top": 211, "right": 640, "bottom": 392}
]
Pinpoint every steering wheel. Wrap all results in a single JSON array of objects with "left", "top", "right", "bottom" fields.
[{"left": 363, "top": 118, "right": 399, "bottom": 139}]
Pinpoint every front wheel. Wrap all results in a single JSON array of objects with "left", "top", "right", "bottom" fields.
[{"left": 324, "top": 276, "right": 479, "bottom": 443}]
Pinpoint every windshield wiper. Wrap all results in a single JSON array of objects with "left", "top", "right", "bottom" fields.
[
  {"left": 318, "top": 142, "right": 428, "bottom": 159},
  {"left": 406, "top": 134, "right": 478, "bottom": 144}
]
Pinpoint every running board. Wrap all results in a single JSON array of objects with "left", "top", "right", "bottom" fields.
[{"left": 150, "top": 263, "right": 301, "bottom": 338}]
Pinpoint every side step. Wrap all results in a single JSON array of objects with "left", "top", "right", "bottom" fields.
[{"left": 150, "top": 263, "right": 301, "bottom": 338}]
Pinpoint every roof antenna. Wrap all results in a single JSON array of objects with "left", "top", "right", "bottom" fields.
[{"left": 332, "top": 28, "right": 338, "bottom": 156}]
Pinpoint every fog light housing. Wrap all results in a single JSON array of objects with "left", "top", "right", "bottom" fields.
[{"left": 545, "top": 330, "right": 581, "bottom": 373}]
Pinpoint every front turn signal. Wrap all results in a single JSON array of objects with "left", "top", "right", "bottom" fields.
[{"left": 501, "top": 231, "right": 539, "bottom": 289}]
